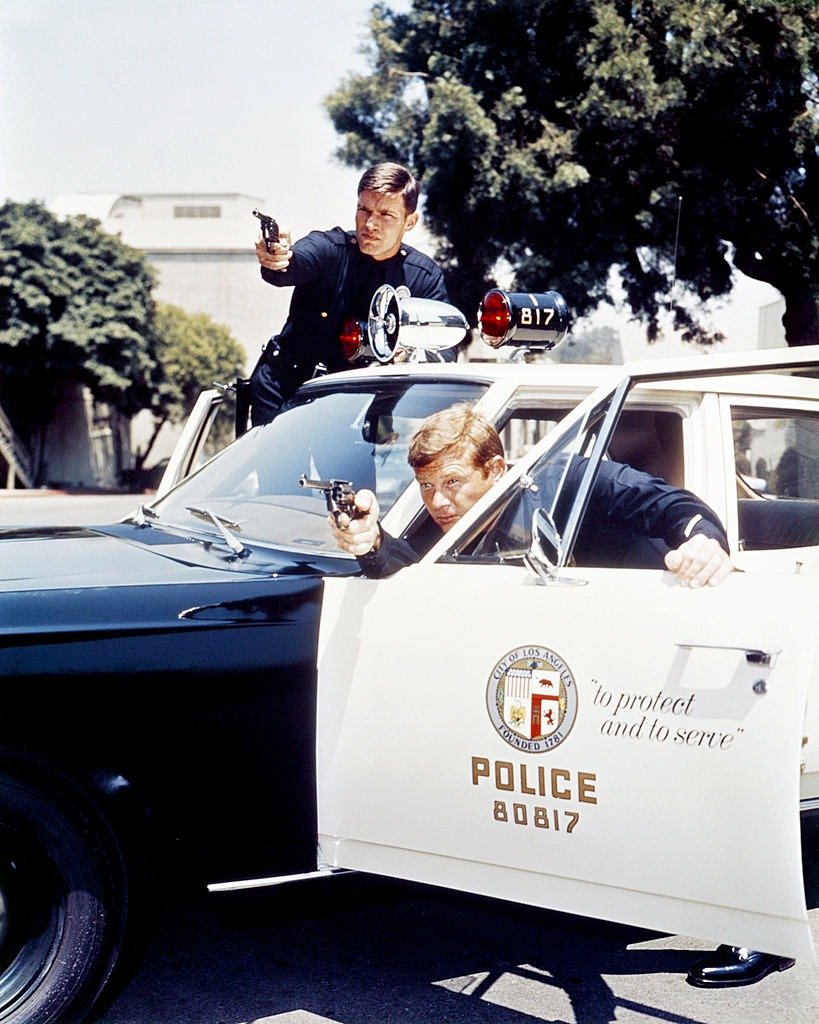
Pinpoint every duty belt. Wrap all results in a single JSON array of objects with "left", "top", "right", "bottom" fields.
[{"left": 263, "top": 340, "right": 328, "bottom": 380}]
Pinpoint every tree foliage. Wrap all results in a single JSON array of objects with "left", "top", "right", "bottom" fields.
[
  {"left": 0, "top": 200, "right": 161, "bottom": 459},
  {"left": 135, "top": 303, "right": 246, "bottom": 470},
  {"left": 325, "top": 0, "right": 819, "bottom": 345},
  {"left": 0, "top": 203, "right": 246, "bottom": 480}
]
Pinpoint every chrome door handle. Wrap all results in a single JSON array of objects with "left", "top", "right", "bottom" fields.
[{"left": 675, "top": 640, "right": 781, "bottom": 668}]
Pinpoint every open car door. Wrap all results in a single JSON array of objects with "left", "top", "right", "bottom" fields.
[{"left": 317, "top": 361, "right": 818, "bottom": 961}]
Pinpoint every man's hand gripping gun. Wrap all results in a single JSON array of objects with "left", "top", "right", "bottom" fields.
[{"left": 298, "top": 475, "right": 363, "bottom": 528}]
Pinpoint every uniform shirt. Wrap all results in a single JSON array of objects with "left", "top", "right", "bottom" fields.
[{"left": 572, "top": 459, "right": 728, "bottom": 568}]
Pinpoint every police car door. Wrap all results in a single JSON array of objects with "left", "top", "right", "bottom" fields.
[{"left": 317, "top": 374, "right": 817, "bottom": 961}]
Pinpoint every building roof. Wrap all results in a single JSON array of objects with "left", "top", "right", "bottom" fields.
[{"left": 50, "top": 192, "right": 268, "bottom": 253}]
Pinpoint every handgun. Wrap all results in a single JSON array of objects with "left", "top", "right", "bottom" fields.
[
  {"left": 298, "top": 475, "right": 361, "bottom": 527},
  {"left": 252, "top": 209, "right": 280, "bottom": 252}
]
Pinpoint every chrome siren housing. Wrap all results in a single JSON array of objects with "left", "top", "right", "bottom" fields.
[{"left": 366, "top": 284, "right": 469, "bottom": 362}]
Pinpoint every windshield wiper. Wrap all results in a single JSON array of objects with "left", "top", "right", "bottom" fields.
[
  {"left": 186, "top": 506, "right": 241, "bottom": 530},
  {"left": 185, "top": 506, "right": 247, "bottom": 557}
]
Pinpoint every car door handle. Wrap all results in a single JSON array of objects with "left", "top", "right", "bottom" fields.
[{"left": 675, "top": 640, "right": 781, "bottom": 668}]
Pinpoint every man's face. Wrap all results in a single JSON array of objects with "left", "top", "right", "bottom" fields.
[
  {"left": 415, "top": 446, "right": 505, "bottom": 533},
  {"left": 355, "top": 189, "right": 418, "bottom": 261}
]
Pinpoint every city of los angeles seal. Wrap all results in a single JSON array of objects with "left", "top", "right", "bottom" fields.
[{"left": 486, "top": 645, "right": 578, "bottom": 753}]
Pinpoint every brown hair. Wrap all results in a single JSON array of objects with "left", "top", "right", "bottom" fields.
[
  {"left": 408, "top": 404, "right": 504, "bottom": 471},
  {"left": 357, "top": 162, "right": 420, "bottom": 214}
]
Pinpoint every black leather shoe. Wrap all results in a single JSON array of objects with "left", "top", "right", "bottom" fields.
[{"left": 686, "top": 945, "right": 796, "bottom": 988}]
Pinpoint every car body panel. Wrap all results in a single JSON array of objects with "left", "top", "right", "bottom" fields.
[
  {"left": 0, "top": 523, "right": 334, "bottom": 882},
  {"left": 318, "top": 566, "right": 817, "bottom": 961},
  {"left": 0, "top": 525, "right": 265, "bottom": 594}
]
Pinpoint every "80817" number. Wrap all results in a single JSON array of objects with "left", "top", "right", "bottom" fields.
[{"left": 493, "top": 800, "right": 580, "bottom": 832}]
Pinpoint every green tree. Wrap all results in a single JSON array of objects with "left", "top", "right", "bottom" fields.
[
  {"left": 325, "top": 0, "right": 819, "bottom": 345},
  {"left": 134, "top": 302, "right": 246, "bottom": 471},
  {"left": 552, "top": 323, "right": 624, "bottom": 363},
  {"left": 0, "top": 200, "right": 161, "bottom": 477}
]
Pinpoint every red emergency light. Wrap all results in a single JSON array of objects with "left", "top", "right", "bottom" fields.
[
  {"left": 478, "top": 289, "right": 570, "bottom": 349},
  {"left": 339, "top": 318, "right": 365, "bottom": 362}
]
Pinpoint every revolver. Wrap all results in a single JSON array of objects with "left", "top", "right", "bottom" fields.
[
  {"left": 252, "top": 208, "right": 280, "bottom": 252},
  {"left": 299, "top": 475, "right": 361, "bottom": 527}
]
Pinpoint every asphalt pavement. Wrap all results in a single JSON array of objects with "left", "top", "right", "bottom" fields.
[
  {"left": 99, "top": 833, "right": 819, "bottom": 1024},
  {"left": 0, "top": 489, "right": 148, "bottom": 527}
]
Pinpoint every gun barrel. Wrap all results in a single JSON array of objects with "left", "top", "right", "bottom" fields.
[
  {"left": 299, "top": 476, "right": 337, "bottom": 490},
  {"left": 250, "top": 205, "right": 280, "bottom": 249}
]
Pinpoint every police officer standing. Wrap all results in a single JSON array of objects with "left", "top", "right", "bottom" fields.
[{"left": 250, "top": 162, "right": 453, "bottom": 426}]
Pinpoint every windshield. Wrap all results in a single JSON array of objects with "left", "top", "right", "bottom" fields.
[{"left": 154, "top": 378, "right": 488, "bottom": 552}]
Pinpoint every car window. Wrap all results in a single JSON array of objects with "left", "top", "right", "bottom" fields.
[
  {"left": 607, "top": 407, "right": 684, "bottom": 487},
  {"left": 446, "top": 382, "right": 629, "bottom": 567},
  {"left": 153, "top": 379, "right": 489, "bottom": 550},
  {"left": 733, "top": 407, "right": 819, "bottom": 498},
  {"left": 733, "top": 406, "right": 819, "bottom": 552},
  {"left": 496, "top": 408, "right": 572, "bottom": 463}
]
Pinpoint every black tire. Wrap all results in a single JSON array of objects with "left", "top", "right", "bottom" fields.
[{"left": 0, "top": 761, "right": 128, "bottom": 1024}]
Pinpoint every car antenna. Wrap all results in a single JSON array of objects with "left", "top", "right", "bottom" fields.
[{"left": 668, "top": 194, "right": 683, "bottom": 313}]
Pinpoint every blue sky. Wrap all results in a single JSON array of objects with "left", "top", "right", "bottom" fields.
[{"left": 0, "top": 0, "right": 404, "bottom": 235}]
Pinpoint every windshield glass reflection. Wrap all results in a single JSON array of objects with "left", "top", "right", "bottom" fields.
[{"left": 155, "top": 379, "right": 487, "bottom": 552}]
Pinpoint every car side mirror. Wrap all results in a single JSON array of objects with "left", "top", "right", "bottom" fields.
[
  {"left": 525, "top": 507, "right": 589, "bottom": 587},
  {"left": 525, "top": 506, "right": 561, "bottom": 582}
]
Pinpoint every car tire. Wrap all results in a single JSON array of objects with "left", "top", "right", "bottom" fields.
[{"left": 0, "top": 760, "right": 128, "bottom": 1024}]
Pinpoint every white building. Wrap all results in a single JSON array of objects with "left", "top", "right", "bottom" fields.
[{"left": 50, "top": 192, "right": 290, "bottom": 367}]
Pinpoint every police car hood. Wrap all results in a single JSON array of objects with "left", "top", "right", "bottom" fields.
[{"left": 0, "top": 523, "right": 328, "bottom": 592}]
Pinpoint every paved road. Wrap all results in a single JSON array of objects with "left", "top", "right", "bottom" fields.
[
  {"left": 99, "top": 822, "right": 819, "bottom": 1024},
  {"left": 0, "top": 490, "right": 147, "bottom": 527}
]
